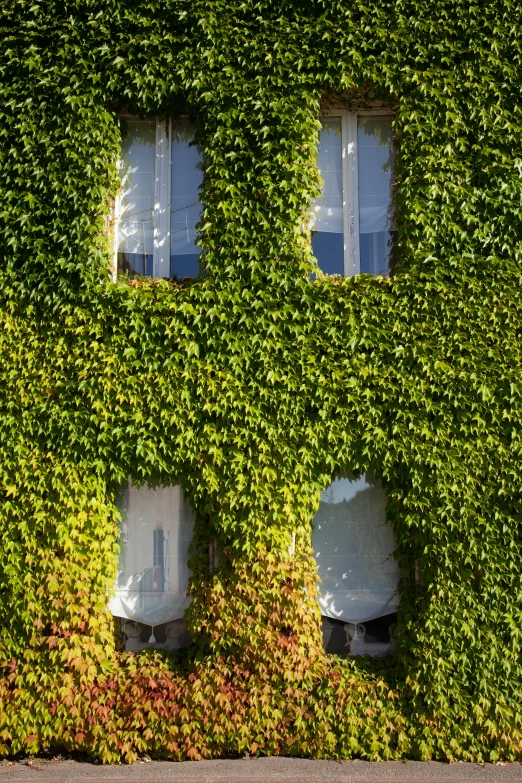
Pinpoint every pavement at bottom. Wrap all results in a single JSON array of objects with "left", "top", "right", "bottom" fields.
[{"left": 2, "top": 757, "right": 522, "bottom": 783}]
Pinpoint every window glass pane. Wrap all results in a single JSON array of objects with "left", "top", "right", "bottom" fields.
[
  {"left": 357, "top": 117, "right": 395, "bottom": 276},
  {"left": 311, "top": 118, "right": 344, "bottom": 275},
  {"left": 313, "top": 470, "right": 399, "bottom": 625},
  {"left": 109, "top": 481, "right": 195, "bottom": 628},
  {"left": 170, "top": 120, "right": 203, "bottom": 278},
  {"left": 117, "top": 119, "right": 155, "bottom": 277}
]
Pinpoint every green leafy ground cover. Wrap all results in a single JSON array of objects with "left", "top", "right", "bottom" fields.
[{"left": 1, "top": 0, "right": 522, "bottom": 763}]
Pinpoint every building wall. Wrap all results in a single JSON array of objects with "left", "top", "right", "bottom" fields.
[{"left": 1, "top": 0, "right": 522, "bottom": 764}]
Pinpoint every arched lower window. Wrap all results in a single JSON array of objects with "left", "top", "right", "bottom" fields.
[
  {"left": 109, "top": 480, "right": 195, "bottom": 649},
  {"left": 313, "top": 470, "right": 399, "bottom": 656}
]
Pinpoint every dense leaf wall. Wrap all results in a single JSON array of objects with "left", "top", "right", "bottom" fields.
[{"left": 1, "top": 0, "right": 522, "bottom": 763}]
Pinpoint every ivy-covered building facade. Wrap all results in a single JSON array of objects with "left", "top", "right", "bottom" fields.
[
  {"left": 111, "top": 101, "right": 399, "bottom": 657},
  {"left": 1, "top": 0, "right": 522, "bottom": 764}
]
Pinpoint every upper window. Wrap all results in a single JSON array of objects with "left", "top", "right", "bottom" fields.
[
  {"left": 311, "top": 112, "right": 396, "bottom": 277},
  {"left": 115, "top": 117, "right": 203, "bottom": 280}
]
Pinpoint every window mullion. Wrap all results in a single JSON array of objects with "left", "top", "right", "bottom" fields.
[
  {"left": 341, "top": 113, "right": 350, "bottom": 277},
  {"left": 345, "top": 113, "right": 360, "bottom": 276},
  {"left": 153, "top": 118, "right": 171, "bottom": 278},
  {"left": 112, "top": 177, "right": 121, "bottom": 283}
]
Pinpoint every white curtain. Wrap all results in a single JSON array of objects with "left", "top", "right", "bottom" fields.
[
  {"left": 117, "top": 119, "right": 155, "bottom": 257},
  {"left": 310, "top": 117, "right": 343, "bottom": 235},
  {"left": 109, "top": 481, "right": 195, "bottom": 627},
  {"left": 357, "top": 116, "right": 395, "bottom": 235},
  {"left": 313, "top": 471, "right": 399, "bottom": 623}
]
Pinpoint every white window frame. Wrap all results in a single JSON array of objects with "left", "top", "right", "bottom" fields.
[
  {"left": 113, "top": 117, "right": 180, "bottom": 282},
  {"left": 154, "top": 118, "right": 172, "bottom": 279},
  {"left": 319, "top": 108, "right": 394, "bottom": 277},
  {"left": 114, "top": 111, "right": 394, "bottom": 281}
]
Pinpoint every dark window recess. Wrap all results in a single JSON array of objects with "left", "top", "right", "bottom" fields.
[
  {"left": 321, "top": 612, "right": 397, "bottom": 656},
  {"left": 118, "top": 252, "right": 153, "bottom": 278},
  {"left": 118, "top": 617, "right": 192, "bottom": 652}
]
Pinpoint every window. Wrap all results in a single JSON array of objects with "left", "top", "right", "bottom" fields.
[
  {"left": 109, "top": 480, "right": 195, "bottom": 646},
  {"left": 313, "top": 470, "right": 399, "bottom": 656},
  {"left": 311, "top": 112, "right": 396, "bottom": 277},
  {"left": 115, "top": 117, "right": 203, "bottom": 280}
]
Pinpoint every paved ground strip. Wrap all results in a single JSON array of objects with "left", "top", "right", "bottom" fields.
[{"left": 2, "top": 758, "right": 522, "bottom": 782}]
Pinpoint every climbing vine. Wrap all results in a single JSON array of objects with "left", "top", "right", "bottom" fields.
[{"left": 1, "top": 0, "right": 522, "bottom": 764}]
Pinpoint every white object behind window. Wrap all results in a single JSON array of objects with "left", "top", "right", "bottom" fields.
[
  {"left": 357, "top": 117, "right": 395, "bottom": 276},
  {"left": 310, "top": 118, "right": 344, "bottom": 275},
  {"left": 170, "top": 120, "right": 204, "bottom": 278},
  {"left": 312, "top": 112, "right": 395, "bottom": 277},
  {"left": 109, "top": 480, "right": 195, "bottom": 627},
  {"left": 313, "top": 470, "right": 399, "bottom": 623},
  {"left": 117, "top": 119, "right": 155, "bottom": 277}
]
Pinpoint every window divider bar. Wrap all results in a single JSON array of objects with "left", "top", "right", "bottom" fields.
[
  {"left": 341, "top": 114, "right": 350, "bottom": 277},
  {"left": 113, "top": 139, "right": 124, "bottom": 283},
  {"left": 113, "top": 186, "right": 121, "bottom": 283},
  {"left": 154, "top": 117, "right": 172, "bottom": 278},
  {"left": 344, "top": 113, "right": 360, "bottom": 276}
]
